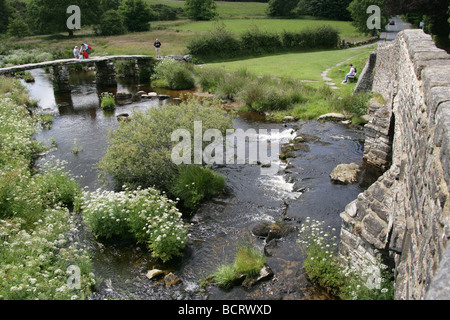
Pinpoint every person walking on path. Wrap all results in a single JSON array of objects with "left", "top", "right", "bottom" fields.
[{"left": 154, "top": 39, "right": 162, "bottom": 59}]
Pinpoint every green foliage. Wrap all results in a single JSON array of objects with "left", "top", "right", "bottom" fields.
[
  {"left": 184, "top": 0, "right": 218, "bottom": 21},
  {"left": 151, "top": 59, "right": 196, "bottom": 90},
  {"left": 27, "top": 0, "right": 101, "bottom": 36},
  {"left": 298, "top": 218, "right": 394, "bottom": 300},
  {"left": 96, "top": 9, "right": 126, "bottom": 36},
  {"left": 7, "top": 16, "right": 29, "bottom": 39},
  {"left": 150, "top": 4, "right": 183, "bottom": 21},
  {"left": 187, "top": 23, "right": 241, "bottom": 59},
  {"left": 347, "top": 0, "right": 389, "bottom": 35},
  {"left": 1, "top": 49, "right": 53, "bottom": 67},
  {"left": 79, "top": 187, "right": 188, "bottom": 262},
  {"left": 100, "top": 92, "right": 116, "bottom": 110},
  {"left": 187, "top": 23, "right": 340, "bottom": 59},
  {"left": 0, "top": 0, "right": 12, "bottom": 34},
  {"left": 97, "top": 96, "right": 233, "bottom": 191},
  {"left": 0, "top": 77, "right": 94, "bottom": 299},
  {"left": 240, "top": 25, "right": 282, "bottom": 55},
  {"left": 197, "top": 67, "right": 226, "bottom": 93},
  {"left": 336, "top": 92, "right": 371, "bottom": 117},
  {"left": 197, "top": 67, "right": 307, "bottom": 112},
  {"left": 266, "top": 0, "right": 299, "bottom": 17},
  {"left": 212, "top": 244, "right": 266, "bottom": 289},
  {"left": 293, "top": 0, "right": 352, "bottom": 20},
  {"left": 118, "top": 0, "right": 154, "bottom": 32},
  {"left": 170, "top": 165, "right": 226, "bottom": 210}
]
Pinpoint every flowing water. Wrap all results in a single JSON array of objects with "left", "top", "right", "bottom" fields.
[{"left": 24, "top": 67, "right": 379, "bottom": 300}]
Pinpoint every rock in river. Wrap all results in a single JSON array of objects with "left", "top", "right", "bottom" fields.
[{"left": 330, "top": 163, "right": 361, "bottom": 184}]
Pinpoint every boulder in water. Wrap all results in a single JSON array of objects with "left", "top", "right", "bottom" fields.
[{"left": 330, "top": 163, "right": 361, "bottom": 184}]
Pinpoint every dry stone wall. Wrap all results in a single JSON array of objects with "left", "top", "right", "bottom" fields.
[{"left": 339, "top": 30, "right": 450, "bottom": 300}]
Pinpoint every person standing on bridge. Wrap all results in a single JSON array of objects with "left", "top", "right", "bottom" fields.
[
  {"left": 154, "top": 39, "right": 162, "bottom": 59},
  {"left": 73, "top": 46, "right": 80, "bottom": 59}
]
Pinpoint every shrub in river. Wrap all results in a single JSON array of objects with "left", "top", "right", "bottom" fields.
[
  {"left": 151, "top": 58, "right": 196, "bottom": 90},
  {"left": 212, "top": 245, "right": 266, "bottom": 289},
  {"left": 170, "top": 165, "right": 226, "bottom": 210},
  {"left": 100, "top": 92, "right": 116, "bottom": 110},
  {"left": 97, "top": 96, "right": 233, "bottom": 191},
  {"left": 79, "top": 186, "right": 189, "bottom": 262}
]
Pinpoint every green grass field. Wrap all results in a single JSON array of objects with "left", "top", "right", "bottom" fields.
[
  {"left": 174, "top": 18, "right": 368, "bottom": 42},
  {"left": 145, "top": 0, "right": 268, "bottom": 18},
  {"left": 204, "top": 45, "right": 375, "bottom": 84}
]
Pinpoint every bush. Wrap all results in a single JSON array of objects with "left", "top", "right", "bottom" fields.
[
  {"left": 197, "top": 67, "right": 226, "bottom": 93},
  {"left": 151, "top": 59, "right": 196, "bottom": 90},
  {"left": 187, "top": 23, "right": 241, "bottom": 59},
  {"left": 118, "top": 0, "right": 154, "bottom": 32},
  {"left": 97, "top": 9, "right": 126, "bottom": 36},
  {"left": 79, "top": 187, "right": 188, "bottom": 262},
  {"left": 298, "top": 217, "right": 394, "bottom": 299},
  {"left": 212, "top": 244, "right": 266, "bottom": 289},
  {"left": 187, "top": 24, "right": 339, "bottom": 59},
  {"left": 170, "top": 165, "right": 225, "bottom": 209},
  {"left": 184, "top": 0, "right": 217, "bottom": 21},
  {"left": 240, "top": 26, "right": 282, "bottom": 55},
  {"left": 97, "top": 96, "right": 233, "bottom": 191},
  {"left": 0, "top": 77, "right": 94, "bottom": 300},
  {"left": 2, "top": 49, "right": 53, "bottom": 66},
  {"left": 100, "top": 92, "right": 116, "bottom": 110},
  {"left": 7, "top": 16, "right": 29, "bottom": 39}
]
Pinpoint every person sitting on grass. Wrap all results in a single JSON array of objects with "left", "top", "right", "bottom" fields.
[{"left": 342, "top": 64, "right": 357, "bottom": 84}]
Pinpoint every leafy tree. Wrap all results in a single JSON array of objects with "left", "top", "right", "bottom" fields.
[
  {"left": 118, "top": 0, "right": 155, "bottom": 32},
  {"left": 97, "top": 9, "right": 126, "bottom": 36},
  {"left": 7, "top": 16, "right": 30, "bottom": 38},
  {"left": 0, "top": 0, "right": 12, "bottom": 34},
  {"left": 293, "top": 0, "right": 352, "bottom": 20},
  {"left": 184, "top": 0, "right": 217, "bottom": 21},
  {"left": 27, "top": 0, "right": 101, "bottom": 36},
  {"left": 100, "top": 0, "right": 122, "bottom": 12},
  {"left": 383, "top": 0, "right": 449, "bottom": 49},
  {"left": 347, "top": 0, "right": 389, "bottom": 35},
  {"left": 266, "top": 0, "right": 298, "bottom": 17}
]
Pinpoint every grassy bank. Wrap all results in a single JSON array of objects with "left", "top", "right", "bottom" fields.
[
  {"left": 204, "top": 45, "right": 373, "bottom": 82},
  {"left": 0, "top": 76, "right": 95, "bottom": 299}
]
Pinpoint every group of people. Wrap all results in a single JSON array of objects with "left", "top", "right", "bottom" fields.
[
  {"left": 73, "top": 43, "right": 92, "bottom": 60},
  {"left": 73, "top": 39, "right": 161, "bottom": 60}
]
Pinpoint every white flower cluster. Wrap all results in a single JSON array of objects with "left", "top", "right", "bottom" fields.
[{"left": 79, "top": 186, "right": 189, "bottom": 262}]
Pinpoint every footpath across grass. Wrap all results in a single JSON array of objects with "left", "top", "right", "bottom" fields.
[{"left": 204, "top": 45, "right": 374, "bottom": 83}]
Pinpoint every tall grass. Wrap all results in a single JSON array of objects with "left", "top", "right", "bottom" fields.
[
  {"left": 212, "top": 244, "right": 266, "bottom": 289},
  {"left": 170, "top": 165, "right": 226, "bottom": 210}
]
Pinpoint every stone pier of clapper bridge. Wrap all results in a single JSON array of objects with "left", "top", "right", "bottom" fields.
[{"left": 0, "top": 55, "right": 155, "bottom": 92}]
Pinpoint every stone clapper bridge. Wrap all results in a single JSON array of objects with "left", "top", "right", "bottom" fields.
[{"left": 0, "top": 55, "right": 157, "bottom": 93}]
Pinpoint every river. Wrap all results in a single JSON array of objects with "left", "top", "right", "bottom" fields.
[{"left": 24, "top": 67, "right": 377, "bottom": 300}]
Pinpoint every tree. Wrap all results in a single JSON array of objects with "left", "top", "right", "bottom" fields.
[
  {"left": 347, "top": 0, "right": 389, "bottom": 35},
  {"left": 0, "top": 0, "right": 12, "bottom": 34},
  {"left": 383, "top": 0, "right": 449, "bottom": 49},
  {"left": 266, "top": 0, "right": 298, "bottom": 17},
  {"left": 27, "top": 0, "right": 101, "bottom": 36},
  {"left": 118, "top": 0, "right": 155, "bottom": 32},
  {"left": 184, "top": 0, "right": 217, "bottom": 21},
  {"left": 7, "top": 16, "right": 29, "bottom": 39},
  {"left": 293, "top": 0, "right": 353, "bottom": 20},
  {"left": 97, "top": 9, "right": 126, "bottom": 36}
]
